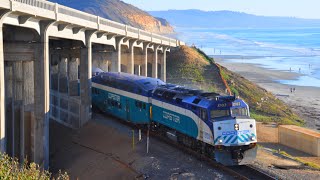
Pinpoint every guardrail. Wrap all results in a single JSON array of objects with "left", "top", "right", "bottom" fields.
[{"left": 5, "top": 0, "right": 183, "bottom": 47}]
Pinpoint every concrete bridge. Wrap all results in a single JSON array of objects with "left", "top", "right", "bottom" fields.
[{"left": 0, "top": 0, "right": 184, "bottom": 169}]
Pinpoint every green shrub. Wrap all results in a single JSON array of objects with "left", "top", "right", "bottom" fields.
[{"left": 0, "top": 153, "right": 68, "bottom": 180}]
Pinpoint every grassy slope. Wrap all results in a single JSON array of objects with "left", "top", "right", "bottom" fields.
[
  {"left": 167, "top": 46, "right": 226, "bottom": 93},
  {"left": 167, "top": 46, "right": 304, "bottom": 126}
]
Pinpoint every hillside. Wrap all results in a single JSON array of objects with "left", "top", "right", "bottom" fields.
[
  {"left": 167, "top": 46, "right": 226, "bottom": 93},
  {"left": 167, "top": 46, "right": 304, "bottom": 126},
  {"left": 49, "top": 0, "right": 174, "bottom": 34},
  {"left": 149, "top": 10, "right": 320, "bottom": 28}
]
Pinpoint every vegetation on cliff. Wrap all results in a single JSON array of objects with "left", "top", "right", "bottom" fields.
[
  {"left": 167, "top": 46, "right": 304, "bottom": 126},
  {"left": 167, "top": 46, "right": 225, "bottom": 93},
  {"left": 0, "top": 153, "right": 68, "bottom": 180}
]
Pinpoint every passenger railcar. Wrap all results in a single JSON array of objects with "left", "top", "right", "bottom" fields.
[{"left": 92, "top": 72, "right": 257, "bottom": 166}]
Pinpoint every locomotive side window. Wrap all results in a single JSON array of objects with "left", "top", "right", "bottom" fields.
[
  {"left": 211, "top": 110, "right": 230, "bottom": 119},
  {"left": 200, "top": 108, "right": 207, "bottom": 120}
]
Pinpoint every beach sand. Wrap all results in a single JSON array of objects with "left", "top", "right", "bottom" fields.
[{"left": 216, "top": 59, "right": 320, "bottom": 131}]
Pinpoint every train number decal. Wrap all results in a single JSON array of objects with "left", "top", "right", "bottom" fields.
[
  {"left": 217, "top": 103, "right": 227, "bottom": 107},
  {"left": 163, "top": 111, "right": 181, "bottom": 124}
]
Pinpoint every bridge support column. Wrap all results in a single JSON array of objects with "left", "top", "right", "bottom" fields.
[
  {"left": 33, "top": 21, "right": 53, "bottom": 169},
  {"left": 152, "top": 45, "right": 160, "bottom": 79},
  {"left": 0, "top": 24, "right": 5, "bottom": 153},
  {"left": 68, "top": 58, "right": 79, "bottom": 96},
  {"left": 143, "top": 43, "right": 149, "bottom": 77},
  {"left": 161, "top": 48, "right": 167, "bottom": 82},
  {"left": 111, "top": 37, "right": 124, "bottom": 72},
  {"left": 79, "top": 31, "right": 95, "bottom": 126},
  {"left": 80, "top": 48, "right": 91, "bottom": 126},
  {"left": 128, "top": 40, "right": 136, "bottom": 74}
]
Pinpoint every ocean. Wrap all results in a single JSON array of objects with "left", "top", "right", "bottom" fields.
[{"left": 176, "top": 27, "right": 320, "bottom": 87}]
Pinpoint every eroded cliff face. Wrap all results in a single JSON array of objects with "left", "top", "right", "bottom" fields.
[
  {"left": 50, "top": 0, "right": 174, "bottom": 34},
  {"left": 123, "top": 14, "right": 174, "bottom": 33}
]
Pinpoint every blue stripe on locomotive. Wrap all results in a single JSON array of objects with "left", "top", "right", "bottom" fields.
[{"left": 152, "top": 104, "right": 199, "bottom": 139}]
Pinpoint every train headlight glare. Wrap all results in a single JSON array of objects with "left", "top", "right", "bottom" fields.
[
  {"left": 218, "top": 139, "right": 223, "bottom": 143},
  {"left": 251, "top": 136, "right": 256, "bottom": 141}
]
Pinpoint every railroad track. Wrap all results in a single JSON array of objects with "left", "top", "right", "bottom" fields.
[
  {"left": 97, "top": 113, "right": 277, "bottom": 179},
  {"left": 147, "top": 129, "right": 277, "bottom": 180}
]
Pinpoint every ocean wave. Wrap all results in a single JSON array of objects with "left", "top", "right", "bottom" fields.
[
  {"left": 203, "top": 32, "right": 320, "bottom": 56},
  {"left": 211, "top": 34, "right": 253, "bottom": 45},
  {"left": 253, "top": 41, "right": 320, "bottom": 56}
]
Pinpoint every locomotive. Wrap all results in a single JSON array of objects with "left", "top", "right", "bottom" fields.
[{"left": 91, "top": 72, "right": 257, "bottom": 166}]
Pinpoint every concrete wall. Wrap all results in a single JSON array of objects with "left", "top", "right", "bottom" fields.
[
  {"left": 279, "top": 125, "right": 320, "bottom": 156},
  {"left": 92, "top": 52, "right": 112, "bottom": 72}
]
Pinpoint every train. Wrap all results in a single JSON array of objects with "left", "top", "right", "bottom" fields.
[{"left": 91, "top": 71, "right": 257, "bottom": 166}]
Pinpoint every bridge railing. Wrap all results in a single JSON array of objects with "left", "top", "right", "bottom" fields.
[
  {"left": 57, "top": 5, "right": 98, "bottom": 29},
  {"left": 13, "top": 0, "right": 55, "bottom": 11},
  {"left": 99, "top": 18, "right": 126, "bottom": 35},
  {"left": 6, "top": 0, "right": 181, "bottom": 47},
  {"left": 139, "top": 30, "right": 152, "bottom": 41}
]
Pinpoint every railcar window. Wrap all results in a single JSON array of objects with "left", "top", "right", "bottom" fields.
[
  {"left": 143, "top": 103, "right": 146, "bottom": 110},
  {"left": 231, "top": 108, "right": 248, "bottom": 117},
  {"left": 211, "top": 110, "right": 230, "bottom": 119}
]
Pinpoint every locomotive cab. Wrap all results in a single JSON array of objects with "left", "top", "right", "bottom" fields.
[{"left": 210, "top": 98, "right": 258, "bottom": 166}]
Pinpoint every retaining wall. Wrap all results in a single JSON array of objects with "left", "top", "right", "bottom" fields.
[{"left": 279, "top": 125, "right": 320, "bottom": 156}]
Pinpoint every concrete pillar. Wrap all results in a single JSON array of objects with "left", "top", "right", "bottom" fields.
[
  {"left": 128, "top": 40, "right": 136, "bottom": 74},
  {"left": 0, "top": 22, "right": 5, "bottom": 153},
  {"left": 111, "top": 37, "right": 124, "bottom": 72},
  {"left": 68, "top": 58, "right": 79, "bottom": 96},
  {"left": 143, "top": 43, "right": 149, "bottom": 77},
  {"left": 134, "top": 65, "right": 141, "bottom": 76},
  {"left": 33, "top": 21, "right": 53, "bottom": 169},
  {"left": 59, "top": 57, "right": 68, "bottom": 93},
  {"left": 152, "top": 45, "right": 160, "bottom": 78},
  {"left": 79, "top": 31, "right": 95, "bottom": 126},
  {"left": 161, "top": 48, "right": 168, "bottom": 82}
]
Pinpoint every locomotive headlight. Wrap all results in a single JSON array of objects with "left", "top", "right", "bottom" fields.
[
  {"left": 251, "top": 136, "right": 256, "bottom": 141},
  {"left": 218, "top": 139, "right": 223, "bottom": 143}
]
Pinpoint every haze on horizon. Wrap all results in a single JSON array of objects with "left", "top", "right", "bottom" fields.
[{"left": 122, "top": 0, "right": 320, "bottom": 19}]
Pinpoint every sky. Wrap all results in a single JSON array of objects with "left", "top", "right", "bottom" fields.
[{"left": 122, "top": 0, "right": 320, "bottom": 19}]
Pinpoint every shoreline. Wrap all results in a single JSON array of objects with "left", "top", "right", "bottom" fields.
[{"left": 215, "top": 58, "right": 320, "bottom": 131}]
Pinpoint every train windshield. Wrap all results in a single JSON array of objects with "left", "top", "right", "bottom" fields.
[
  {"left": 231, "top": 108, "right": 249, "bottom": 117},
  {"left": 210, "top": 110, "right": 230, "bottom": 119}
]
